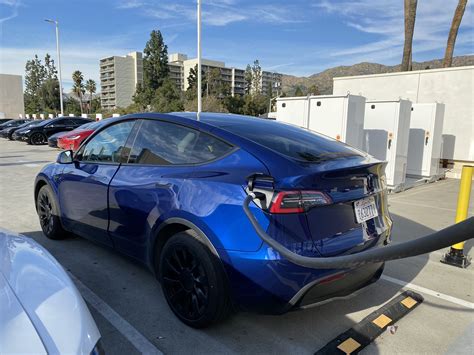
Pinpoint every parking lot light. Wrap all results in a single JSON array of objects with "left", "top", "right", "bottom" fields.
[{"left": 45, "top": 19, "right": 64, "bottom": 117}]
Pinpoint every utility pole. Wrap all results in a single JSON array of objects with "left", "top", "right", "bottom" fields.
[
  {"left": 45, "top": 19, "right": 64, "bottom": 116},
  {"left": 197, "top": 0, "right": 202, "bottom": 121}
]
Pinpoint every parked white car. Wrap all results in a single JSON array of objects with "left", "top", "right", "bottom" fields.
[{"left": 0, "top": 229, "right": 102, "bottom": 354}]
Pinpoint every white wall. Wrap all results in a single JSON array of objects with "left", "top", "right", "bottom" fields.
[
  {"left": 333, "top": 66, "right": 474, "bottom": 162},
  {"left": 0, "top": 74, "right": 24, "bottom": 118}
]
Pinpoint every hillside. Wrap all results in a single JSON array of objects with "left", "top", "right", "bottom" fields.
[{"left": 281, "top": 55, "right": 474, "bottom": 95}]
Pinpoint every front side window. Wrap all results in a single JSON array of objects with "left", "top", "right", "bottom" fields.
[
  {"left": 76, "top": 120, "right": 135, "bottom": 163},
  {"left": 128, "top": 120, "right": 233, "bottom": 165}
]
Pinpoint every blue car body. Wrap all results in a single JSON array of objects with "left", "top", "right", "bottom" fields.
[{"left": 35, "top": 112, "right": 392, "bottom": 314}]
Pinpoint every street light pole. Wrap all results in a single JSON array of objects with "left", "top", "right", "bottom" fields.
[
  {"left": 45, "top": 19, "right": 64, "bottom": 116},
  {"left": 197, "top": 0, "right": 202, "bottom": 121}
]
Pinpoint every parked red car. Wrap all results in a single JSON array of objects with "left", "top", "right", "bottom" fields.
[{"left": 57, "top": 121, "right": 105, "bottom": 151}]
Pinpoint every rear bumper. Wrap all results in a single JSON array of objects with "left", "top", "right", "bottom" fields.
[
  {"left": 290, "top": 262, "right": 384, "bottom": 309},
  {"left": 221, "top": 231, "right": 389, "bottom": 314}
]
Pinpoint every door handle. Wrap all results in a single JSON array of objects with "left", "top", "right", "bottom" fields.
[{"left": 155, "top": 182, "right": 172, "bottom": 188}]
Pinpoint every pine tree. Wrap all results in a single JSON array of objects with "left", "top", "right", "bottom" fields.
[
  {"left": 24, "top": 55, "right": 46, "bottom": 113},
  {"left": 134, "top": 29, "right": 170, "bottom": 106},
  {"left": 143, "top": 30, "right": 169, "bottom": 90},
  {"left": 44, "top": 53, "right": 58, "bottom": 80},
  {"left": 244, "top": 64, "right": 252, "bottom": 94},
  {"left": 251, "top": 60, "right": 262, "bottom": 94}
]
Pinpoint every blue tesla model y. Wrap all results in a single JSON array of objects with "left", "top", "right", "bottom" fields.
[{"left": 35, "top": 112, "right": 391, "bottom": 327}]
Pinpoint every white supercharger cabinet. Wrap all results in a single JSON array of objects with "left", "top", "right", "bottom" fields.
[
  {"left": 363, "top": 99, "right": 412, "bottom": 189},
  {"left": 275, "top": 94, "right": 366, "bottom": 149},
  {"left": 407, "top": 103, "right": 445, "bottom": 178}
]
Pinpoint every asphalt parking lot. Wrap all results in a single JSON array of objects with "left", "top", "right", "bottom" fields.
[{"left": 0, "top": 139, "right": 473, "bottom": 354}]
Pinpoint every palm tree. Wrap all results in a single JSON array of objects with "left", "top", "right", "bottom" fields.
[
  {"left": 85, "top": 79, "right": 96, "bottom": 113},
  {"left": 401, "top": 0, "right": 418, "bottom": 71},
  {"left": 443, "top": 0, "right": 468, "bottom": 68},
  {"left": 72, "top": 70, "right": 85, "bottom": 114}
]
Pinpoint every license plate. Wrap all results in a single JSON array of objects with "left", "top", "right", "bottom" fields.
[{"left": 354, "top": 196, "right": 378, "bottom": 223}]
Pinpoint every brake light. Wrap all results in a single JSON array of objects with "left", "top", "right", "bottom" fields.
[{"left": 269, "top": 190, "right": 331, "bottom": 214}]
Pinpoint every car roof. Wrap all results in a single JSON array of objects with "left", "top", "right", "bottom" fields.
[
  {"left": 168, "top": 112, "right": 268, "bottom": 127},
  {"left": 119, "top": 111, "right": 280, "bottom": 132}
]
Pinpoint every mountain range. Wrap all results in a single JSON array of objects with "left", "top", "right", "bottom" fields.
[{"left": 281, "top": 55, "right": 474, "bottom": 95}]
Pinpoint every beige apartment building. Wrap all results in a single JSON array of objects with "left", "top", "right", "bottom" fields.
[
  {"left": 100, "top": 51, "right": 282, "bottom": 109},
  {"left": 0, "top": 74, "right": 24, "bottom": 118},
  {"left": 100, "top": 52, "right": 143, "bottom": 110}
]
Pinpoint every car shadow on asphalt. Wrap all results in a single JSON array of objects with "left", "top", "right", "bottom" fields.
[{"left": 21, "top": 213, "right": 443, "bottom": 354}]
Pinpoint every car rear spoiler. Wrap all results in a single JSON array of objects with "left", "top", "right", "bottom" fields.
[{"left": 243, "top": 192, "right": 474, "bottom": 269}]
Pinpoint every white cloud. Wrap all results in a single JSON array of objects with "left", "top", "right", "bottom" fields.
[
  {"left": 116, "top": 0, "right": 146, "bottom": 9},
  {"left": 0, "top": 0, "right": 20, "bottom": 25},
  {"left": 123, "top": 0, "right": 303, "bottom": 27},
  {"left": 315, "top": 0, "right": 474, "bottom": 63}
]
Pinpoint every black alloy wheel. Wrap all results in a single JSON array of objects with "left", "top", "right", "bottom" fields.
[
  {"left": 31, "top": 132, "right": 46, "bottom": 145},
  {"left": 36, "top": 185, "right": 67, "bottom": 239},
  {"left": 162, "top": 246, "right": 210, "bottom": 321},
  {"left": 159, "top": 231, "right": 232, "bottom": 328},
  {"left": 38, "top": 190, "right": 54, "bottom": 236}
]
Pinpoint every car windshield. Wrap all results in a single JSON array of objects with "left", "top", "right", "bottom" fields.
[
  {"left": 27, "top": 120, "right": 46, "bottom": 127},
  {"left": 0, "top": 120, "right": 16, "bottom": 127},
  {"left": 33, "top": 120, "right": 52, "bottom": 127},
  {"left": 222, "top": 121, "right": 364, "bottom": 163}
]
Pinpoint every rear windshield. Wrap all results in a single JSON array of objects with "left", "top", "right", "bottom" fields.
[{"left": 223, "top": 121, "right": 364, "bottom": 163}]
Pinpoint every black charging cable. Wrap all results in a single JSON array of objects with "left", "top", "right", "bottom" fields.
[{"left": 243, "top": 193, "right": 474, "bottom": 269}]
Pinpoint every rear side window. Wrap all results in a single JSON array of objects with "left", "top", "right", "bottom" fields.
[
  {"left": 224, "top": 121, "right": 363, "bottom": 163},
  {"left": 128, "top": 120, "right": 233, "bottom": 165},
  {"left": 77, "top": 121, "right": 134, "bottom": 163}
]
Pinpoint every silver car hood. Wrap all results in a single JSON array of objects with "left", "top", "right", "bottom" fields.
[{"left": 0, "top": 229, "right": 100, "bottom": 354}]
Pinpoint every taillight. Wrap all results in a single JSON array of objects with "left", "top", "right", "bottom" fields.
[{"left": 269, "top": 190, "right": 331, "bottom": 214}]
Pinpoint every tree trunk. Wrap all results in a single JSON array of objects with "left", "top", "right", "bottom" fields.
[
  {"left": 401, "top": 0, "right": 417, "bottom": 71},
  {"left": 79, "top": 92, "right": 83, "bottom": 115},
  {"left": 443, "top": 0, "right": 467, "bottom": 68}
]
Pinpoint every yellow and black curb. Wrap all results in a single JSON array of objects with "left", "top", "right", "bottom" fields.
[{"left": 315, "top": 291, "right": 424, "bottom": 354}]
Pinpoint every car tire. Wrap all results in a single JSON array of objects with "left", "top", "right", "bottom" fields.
[
  {"left": 37, "top": 185, "right": 68, "bottom": 240},
  {"left": 159, "top": 231, "right": 232, "bottom": 328},
  {"left": 30, "top": 132, "right": 46, "bottom": 145}
]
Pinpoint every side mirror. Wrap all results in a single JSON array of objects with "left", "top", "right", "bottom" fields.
[{"left": 57, "top": 150, "right": 74, "bottom": 164}]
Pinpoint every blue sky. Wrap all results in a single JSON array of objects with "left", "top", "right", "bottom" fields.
[{"left": 1, "top": 0, "right": 473, "bottom": 91}]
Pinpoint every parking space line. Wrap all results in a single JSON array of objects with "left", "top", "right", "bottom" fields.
[
  {"left": 69, "top": 273, "right": 163, "bottom": 355},
  {"left": 381, "top": 275, "right": 474, "bottom": 309}
]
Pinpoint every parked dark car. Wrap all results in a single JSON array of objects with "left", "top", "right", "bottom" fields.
[
  {"left": 0, "top": 118, "right": 15, "bottom": 124},
  {"left": 14, "top": 117, "right": 92, "bottom": 145},
  {"left": 35, "top": 112, "right": 391, "bottom": 328},
  {"left": 48, "top": 131, "right": 69, "bottom": 148},
  {"left": 0, "top": 119, "right": 30, "bottom": 133},
  {"left": 0, "top": 120, "right": 43, "bottom": 140}
]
